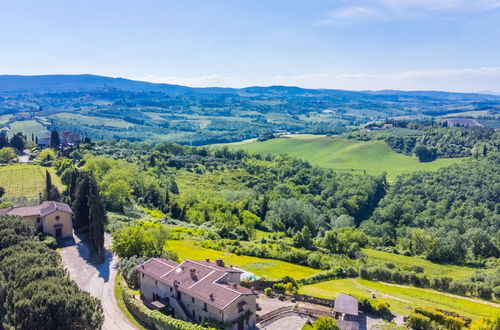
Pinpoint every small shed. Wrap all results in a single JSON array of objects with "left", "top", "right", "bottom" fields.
[{"left": 334, "top": 294, "right": 359, "bottom": 330}]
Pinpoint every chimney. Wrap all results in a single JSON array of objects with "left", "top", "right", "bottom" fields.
[
  {"left": 209, "top": 293, "right": 215, "bottom": 301},
  {"left": 215, "top": 258, "right": 224, "bottom": 267},
  {"left": 190, "top": 268, "right": 196, "bottom": 278},
  {"left": 233, "top": 283, "right": 238, "bottom": 288},
  {"left": 38, "top": 192, "right": 43, "bottom": 204},
  {"left": 206, "top": 258, "right": 210, "bottom": 262}
]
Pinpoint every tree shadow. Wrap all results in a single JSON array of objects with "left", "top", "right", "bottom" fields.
[{"left": 74, "top": 231, "right": 112, "bottom": 282}]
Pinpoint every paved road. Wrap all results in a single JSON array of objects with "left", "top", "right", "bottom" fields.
[
  {"left": 18, "top": 149, "right": 31, "bottom": 163},
  {"left": 59, "top": 234, "right": 137, "bottom": 330}
]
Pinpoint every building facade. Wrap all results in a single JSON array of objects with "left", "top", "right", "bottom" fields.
[
  {"left": 137, "top": 258, "right": 257, "bottom": 330},
  {"left": 0, "top": 201, "right": 73, "bottom": 239}
]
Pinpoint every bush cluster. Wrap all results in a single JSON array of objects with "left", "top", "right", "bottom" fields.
[{"left": 118, "top": 277, "right": 209, "bottom": 330}]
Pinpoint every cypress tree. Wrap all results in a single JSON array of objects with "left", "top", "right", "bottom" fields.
[
  {"left": 50, "top": 130, "right": 60, "bottom": 148},
  {"left": 45, "top": 170, "right": 52, "bottom": 200},
  {"left": 72, "top": 172, "right": 91, "bottom": 230}
]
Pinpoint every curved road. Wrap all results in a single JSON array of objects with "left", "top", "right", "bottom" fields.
[{"left": 59, "top": 234, "right": 137, "bottom": 330}]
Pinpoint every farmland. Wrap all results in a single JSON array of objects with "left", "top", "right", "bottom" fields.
[
  {"left": 0, "top": 164, "right": 63, "bottom": 200},
  {"left": 166, "top": 240, "right": 321, "bottom": 280},
  {"left": 363, "top": 249, "right": 485, "bottom": 280},
  {"left": 7, "top": 119, "right": 50, "bottom": 138},
  {"left": 229, "top": 135, "right": 462, "bottom": 180},
  {"left": 49, "top": 113, "right": 136, "bottom": 128},
  {"left": 299, "top": 278, "right": 500, "bottom": 319}
]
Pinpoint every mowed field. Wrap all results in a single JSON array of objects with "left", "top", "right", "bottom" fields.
[
  {"left": 166, "top": 240, "right": 321, "bottom": 280},
  {"left": 0, "top": 164, "right": 63, "bottom": 199},
  {"left": 229, "top": 135, "right": 462, "bottom": 181},
  {"left": 299, "top": 278, "right": 500, "bottom": 319},
  {"left": 363, "top": 249, "right": 485, "bottom": 280}
]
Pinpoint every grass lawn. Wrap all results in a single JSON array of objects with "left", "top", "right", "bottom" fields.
[
  {"left": 0, "top": 164, "right": 63, "bottom": 199},
  {"left": 166, "top": 240, "right": 321, "bottom": 280},
  {"left": 7, "top": 120, "right": 49, "bottom": 138},
  {"left": 229, "top": 135, "right": 463, "bottom": 181},
  {"left": 114, "top": 274, "right": 147, "bottom": 330},
  {"left": 299, "top": 278, "right": 499, "bottom": 319},
  {"left": 363, "top": 249, "right": 484, "bottom": 280}
]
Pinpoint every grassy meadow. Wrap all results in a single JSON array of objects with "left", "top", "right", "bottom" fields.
[
  {"left": 229, "top": 135, "right": 463, "bottom": 181},
  {"left": 299, "top": 278, "right": 499, "bottom": 319},
  {"left": 166, "top": 240, "right": 321, "bottom": 280},
  {"left": 0, "top": 164, "right": 63, "bottom": 200},
  {"left": 363, "top": 249, "right": 485, "bottom": 280}
]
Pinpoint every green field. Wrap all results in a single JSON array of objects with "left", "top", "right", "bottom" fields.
[
  {"left": 50, "top": 113, "right": 135, "bottom": 128},
  {"left": 299, "top": 278, "right": 499, "bottom": 319},
  {"left": 166, "top": 240, "right": 321, "bottom": 280},
  {"left": 7, "top": 120, "right": 49, "bottom": 138},
  {"left": 364, "top": 249, "right": 484, "bottom": 280},
  {"left": 230, "top": 135, "right": 463, "bottom": 180},
  {"left": 0, "top": 164, "right": 63, "bottom": 199}
]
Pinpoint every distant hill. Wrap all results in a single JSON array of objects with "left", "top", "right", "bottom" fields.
[
  {"left": 1, "top": 74, "right": 499, "bottom": 145},
  {"left": 1, "top": 74, "right": 500, "bottom": 101}
]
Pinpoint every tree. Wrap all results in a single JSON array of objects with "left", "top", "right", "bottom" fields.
[
  {"left": 72, "top": 171, "right": 91, "bottom": 229},
  {"left": 303, "top": 316, "right": 340, "bottom": 330},
  {"left": 88, "top": 175, "right": 106, "bottom": 257},
  {"left": 414, "top": 144, "right": 437, "bottom": 162},
  {"left": 0, "top": 132, "right": 9, "bottom": 148},
  {"left": 0, "top": 186, "right": 5, "bottom": 199},
  {"left": 293, "top": 226, "right": 313, "bottom": 250},
  {"left": 9, "top": 133, "right": 25, "bottom": 152},
  {"left": 50, "top": 129, "right": 60, "bottom": 148},
  {"left": 103, "top": 179, "right": 130, "bottom": 212},
  {"left": 45, "top": 170, "right": 52, "bottom": 199},
  {"left": 0, "top": 147, "right": 17, "bottom": 164},
  {"left": 37, "top": 148, "right": 57, "bottom": 166}
]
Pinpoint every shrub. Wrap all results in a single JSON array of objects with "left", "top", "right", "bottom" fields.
[
  {"left": 264, "top": 287, "right": 272, "bottom": 297},
  {"left": 118, "top": 278, "right": 208, "bottom": 330},
  {"left": 375, "top": 301, "right": 391, "bottom": 318},
  {"left": 406, "top": 312, "right": 432, "bottom": 330}
]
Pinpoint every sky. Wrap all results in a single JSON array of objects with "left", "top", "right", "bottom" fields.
[{"left": 1, "top": 0, "right": 500, "bottom": 92}]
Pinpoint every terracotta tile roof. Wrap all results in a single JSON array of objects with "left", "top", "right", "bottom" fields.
[
  {"left": 5, "top": 201, "right": 73, "bottom": 217},
  {"left": 137, "top": 258, "right": 255, "bottom": 310}
]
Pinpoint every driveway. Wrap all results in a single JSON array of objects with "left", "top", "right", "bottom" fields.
[
  {"left": 18, "top": 149, "right": 31, "bottom": 163},
  {"left": 59, "top": 233, "right": 137, "bottom": 330}
]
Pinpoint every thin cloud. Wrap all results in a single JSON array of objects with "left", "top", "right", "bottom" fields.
[
  {"left": 320, "top": 6, "right": 385, "bottom": 24},
  {"left": 337, "top": 67, "right": 500, "bottom": 80},
  {"left": 133, "top": 74, "right": 234, "bottom": 87}
]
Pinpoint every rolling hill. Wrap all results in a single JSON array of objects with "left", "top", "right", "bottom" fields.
[{"left": 229, "top": 135, "right": 463, "bottom": 180}]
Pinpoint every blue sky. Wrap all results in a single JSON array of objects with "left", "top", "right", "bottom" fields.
[{"left": 1, "top": 0, "right": 500, "bottom": 92}]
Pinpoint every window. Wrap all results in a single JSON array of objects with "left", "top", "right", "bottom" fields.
[
  {"left": 142, "top": 273, "right": 144, "bottom": 278},
  {"left": 203, "top": 303, "right": 207, "bottom": 312},
  {"left": 170, "top": 287, "right": 173, "bottom": 292},
  {"left": 155, "top": 280, "right": 158, "bottom": 286},
  {"left": 191, "top": 297, "right": 195, "bottom": 303},
  {"left": 55, "top": 215, "right": 60, "bottom": 221}
]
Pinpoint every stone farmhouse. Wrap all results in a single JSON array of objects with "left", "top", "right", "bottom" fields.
[
  {"left": 0, "top": 201, "right": 73, "bottom": 239},
  {"left": 137, "top": 257, "right": 257, "bottom": 330}
]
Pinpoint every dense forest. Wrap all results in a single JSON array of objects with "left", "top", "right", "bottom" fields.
[{"left": 70, "top": 139, "right": 498, "bottom": 267}]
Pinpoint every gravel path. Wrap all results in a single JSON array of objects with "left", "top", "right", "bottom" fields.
[{"left": 59, "top": 233, "right": 137, "bottom": 330}]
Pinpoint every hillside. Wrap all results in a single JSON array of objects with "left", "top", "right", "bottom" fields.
[
  {"left": 1, "top": 75, "right": 500, "bottom": 145},
  {"left": 229, "top": 135, "right": 462, "bottom": 180}
]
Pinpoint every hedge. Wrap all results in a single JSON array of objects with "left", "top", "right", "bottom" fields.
[{"left": 118, "top": 278, "right": 210, "bottom": 330}]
